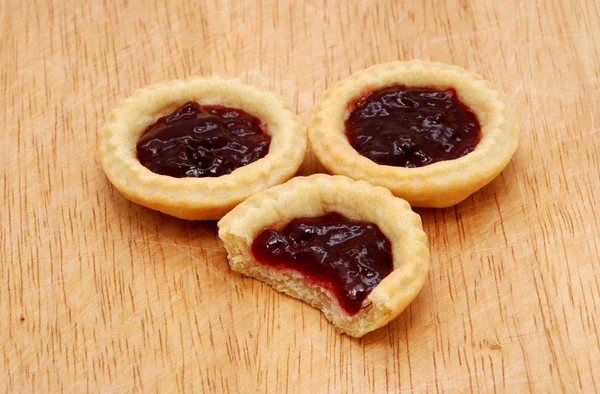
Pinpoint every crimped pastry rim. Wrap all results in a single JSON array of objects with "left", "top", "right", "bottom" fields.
[
  {"left": 217, "top": 174, "right": 430, "bottom": 336},
  {"left": 99, "top": 76, "right": 307, "bottom": 220},
  {"left": 308, "top": 60, "right": 519, "bottom": 207}
]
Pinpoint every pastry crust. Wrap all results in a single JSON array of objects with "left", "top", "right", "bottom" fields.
[
  {"left": 218, "top": 174, "right": 430, "bottom": 337},
  {"left": 308, "top": 60, "right": 519, "bottom": 208},
  {"left": 99, "top": 77, "right": 307, "bottom": 220}
]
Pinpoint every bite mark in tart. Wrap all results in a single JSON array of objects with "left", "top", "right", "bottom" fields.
[
  {"left": 99, "top": 77, "right": 307, "bottom": 220},
  {"left": 218, "top": 174, "right": 430, "bottom": 338},
  {"left": 309, "top": 60, "right": 520, "bottom": 208},
  {"left": 252, "top": 212, "right": 393, "bottom": 315}
]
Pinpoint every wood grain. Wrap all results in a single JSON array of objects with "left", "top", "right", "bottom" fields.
[{"left": 2, "top": 0, "right": 599, "bottom": 392}]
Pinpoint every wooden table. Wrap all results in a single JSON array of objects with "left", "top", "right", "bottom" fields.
[{"left": 2, "top": 0, "right": 599, "bottom": 392}]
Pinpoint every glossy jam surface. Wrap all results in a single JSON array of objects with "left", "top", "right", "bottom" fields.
[
  {"left": 345, "top": 85, "right": 482, "bottom": 168},
  {"left": 251, "top": 213, "right": 393, "bottom": 315},
  {"left": 137, "top": 102, "right": 270, "bottom": 178}
]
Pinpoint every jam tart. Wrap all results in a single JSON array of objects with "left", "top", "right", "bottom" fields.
[
  {"left": 309, "top": 60, "right": 519, "bottom": 208},
  {"left": 218, "top": 174, "right": 429, "bottom": 337},
  {"left": 99, "top": 77, "right": 307, "bottom": 220}
]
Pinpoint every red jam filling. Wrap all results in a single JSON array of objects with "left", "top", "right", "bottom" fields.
[
  {"left": 251, "top": 213, "right": 393, "bottom": 315},
  {"left": 137, "top": 102, "right": 271, "bottom": 178},
  {"left": 345, "top": 85, "right": 482, "bottom": 168}
]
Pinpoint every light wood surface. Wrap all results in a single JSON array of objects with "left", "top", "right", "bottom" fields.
[{"left": 2, "top": 0, "right": 599, "bottom": 392}]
